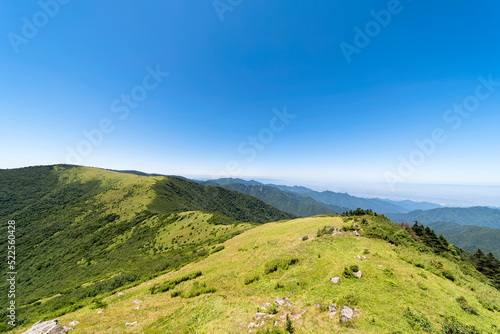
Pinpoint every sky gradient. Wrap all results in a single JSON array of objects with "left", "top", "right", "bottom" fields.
[{"left": 1, "top": 1, "right": 499, "bottom": 204}]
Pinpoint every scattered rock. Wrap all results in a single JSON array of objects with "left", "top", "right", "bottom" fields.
[
  {"left": 22, "top": 319, "right": 68, "bottom": 334},
  {"left": 362, "top": 256, "right": 367, "bottom": 260},
  {"left": 125, "top": 321, "right": 137, "bottom": 326},
  {"left": 328, "top": 303, "right": 338, "bottom": 315},
  {"left": 378, "top": 265, "right": 383, "bottom": 267},
  {"left": 354, "top": 230, "right": 360, "bottom": 236},
  {"left": 330, "top": 277, "right": 340, "bottom": 284},
  {"left": 68, "top": 321, "right": 79, "bottom": 327},
  {"left": 356, "top": 255, "right": 361, "bottom": 259},
  {"left": 353, "top": 271, "right": 362, "bottom": 279},
  {"left": 117, "top": 292, "right": 124, "bottom": 296},
  {"left": 134, "top": 306, "right": 140, "bottom": 310},
  {"left": 132, "top": 300, "right": 142, "bottom": 304},
  {"left": 340, "top": 306, "right": 355, "bottom": 322},
  {"left": 260, "top": 302, "right": 272, "bottom": 311},
  {"left": 97, "top": 311, "right": 103, "bottom": 314},
  {"left": 247, "top": 322, "right": 255, "bottom": 328},
  {"left": 275, "top": 297, "right": 292, "bottom": 307}
]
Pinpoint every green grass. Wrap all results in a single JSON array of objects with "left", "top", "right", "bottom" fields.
[{"left": 10, "top": 215, "right": 500, "bottom": 333}]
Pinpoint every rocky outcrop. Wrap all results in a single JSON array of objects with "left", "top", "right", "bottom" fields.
[
  {"left": 275, "top": 297, "right": 292, "bottom": 307},
  {"left": 22, "top": 320, "right": 68, "bottom": 334}
]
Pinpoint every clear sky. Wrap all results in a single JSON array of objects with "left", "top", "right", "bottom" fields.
[{"left": 1, "top": 1, "right": 499, "bottom": 201}]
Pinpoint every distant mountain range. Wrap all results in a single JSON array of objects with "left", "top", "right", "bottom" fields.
[
  {"left": 201, "top": 181, "right": 347, "bottom": 217},
  {"left": 387, "top": 206, "right": 500, "bottom": 229},
  {"left": 203, "top": 178, "right": 442, "bottom": 215}
]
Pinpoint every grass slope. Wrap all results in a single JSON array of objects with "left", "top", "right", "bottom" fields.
[
  {"left": 0, "top": 165, "right": 292, "bottom": 330},
  {"left": 12, "top": 215, "right": 500, "bottom": 334}
]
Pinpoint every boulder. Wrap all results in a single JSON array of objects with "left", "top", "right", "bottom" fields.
[
  {"left": 22, "top": 320, "right": 68, "bottom": 334},
  {"left": 354, "top": 271, "right": 362, "bottom": 278},
  {"left": 340, "top": 306, "right": 361, "bottom": 322},
  {"left": 330, "top": 277, "right": 340, "bottom": 284}
]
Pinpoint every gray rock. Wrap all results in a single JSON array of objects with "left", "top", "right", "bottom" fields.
[
  {"left": 22, "top": 320, "right": 68, "bottom": 334},
  {"left": 354, "top": 271, "right": 362, "bottom": 278},
  {"left": 330, "top": 277, "right": 340, "bottom": 284},
  {"left": 328, "top": 303, "right": 338, "bottom": 314},
  {"left": 125, "top": 321, "right": 137, "bottom": 326},
  {"left": 340, "top": 306, "right": 353, "bottom": 322},
  {"left": 275, "top": 297, "right": 292, "bottom": 307},
  {"left": 67, "top": 321, "right": 79, "bottom": 327},
  {"left": 354, "top": 230, "right": 360, "bottom": 236}
]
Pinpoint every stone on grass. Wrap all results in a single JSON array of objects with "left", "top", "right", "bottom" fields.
[
  {"left": 330, "top": 277, "right": 340, "bottom": 284},
  {"left": 22, "top": 320, "right": 68, "bottom": 334}
]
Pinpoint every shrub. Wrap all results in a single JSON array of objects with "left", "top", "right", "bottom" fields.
[
  {"left": 244, "top": 275, "right": 260, "bottom": 285},
  {"left": 383, "top": 268, "right": 394, "bottom": 277},
  {"left": 405, "top": 308, "right": 434, "bottom": 332},
  {"left": 342, "top": 267, "right": 356, "bottom": 279},
  {"left": 264, "top": 258, "right": 299, "bottom": 275},
  {"left": 170, "top": 291, "right": 182, "bottom": 297},
  {"left": 90, "top": 299, "right": 108, "bottom": 309},
  {"left": 274, "top": 282, "right": 284, "bottom": 290},
  {"left": 442, "top": 269, "right": 456, "bottom": 282},
  {"left": 442, "top": 316, "right": 480, "bottom": 334},
  {"left": 350, "top": 265, "right": 359, "bottom": 273},
  {"left": 302, "top": 235, "right": 309, "bottom": 241},
  {"left": 285, "top": 314, "right": 295, "bottom": 333},
  {"left": 185, "top": 282, "right": 216, "bottom": 298},
  {"left": 150, "top": 271, "right": 202, "bottom": 294},
  {"left": 266, "top": 304, "right": 278, "bottom": 314},
  {"left": 456, "top": 296, "right": 478, "bottom": 315},
  {"left": 210, "top": 245, "right": 224, "bottom": 254}
]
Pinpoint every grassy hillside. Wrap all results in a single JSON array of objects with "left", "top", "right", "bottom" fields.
[
  {"left": 202, "top": 181, "right": 346, "bottom": 217},
  {"left": 0, "top": 165, "right": 293, "bottom": 330},
  {"left": 11, "top": 214, "right": 500, "bottom": 333},
  {"left": 388, "top": 207, "right": 500, "bottom": 229},
  {"left": 428, "top": 221, "right": 500, "bottom": 259}
]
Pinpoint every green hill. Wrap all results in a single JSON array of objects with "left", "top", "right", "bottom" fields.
[
  {"left": 0, "top": 165, "right": 293, "bottom": 330},
  {"left": 428, "top": 221, "right": 500, "bottom": 259},
  {"left": 9, "top": 212, "right": 500, "bottom": 333}
]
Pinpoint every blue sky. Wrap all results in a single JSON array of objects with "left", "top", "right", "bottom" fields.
[{"left": 1, "top": 0, "right": 499, "bottom": 202}]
